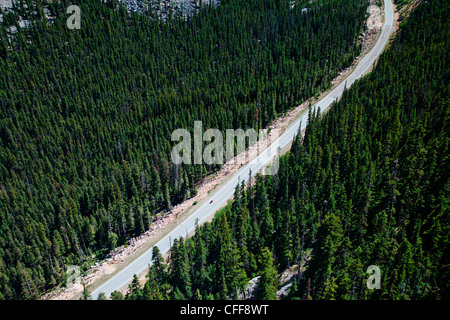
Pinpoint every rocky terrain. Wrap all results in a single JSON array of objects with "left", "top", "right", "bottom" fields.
[
  {"left": 0, "top": 0, "right": 220, "bottom": 25},
  {"left": 120, "top": 0, "right": 220, "bottom": 19}
]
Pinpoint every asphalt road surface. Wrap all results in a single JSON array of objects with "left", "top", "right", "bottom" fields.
[{"left": 90, "top": 0, "right": 395, "bottom": 299}]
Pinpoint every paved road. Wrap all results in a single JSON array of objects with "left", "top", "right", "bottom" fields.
[{"left": 90, "top": 0, "right": 395, "bottom": 299}]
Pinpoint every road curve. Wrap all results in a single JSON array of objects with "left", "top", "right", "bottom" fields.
[{"left": 90, "top": 0, "right": 395, "bottom": 299}]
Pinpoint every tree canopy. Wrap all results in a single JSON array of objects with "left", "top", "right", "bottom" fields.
[
  {"left": 124, "top": 0, "right": 449, "bottom": 300},
  {"left": 0, "top": 0, "right": 369, "bottom": 299}
]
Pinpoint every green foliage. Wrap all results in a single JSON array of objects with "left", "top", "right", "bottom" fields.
[
  {"left": 287, "top": 0, "right": 449, "bottom": 299},
  {"left": 110, "top": 290, "right": 124, "bottom": 300},
  {"left": 128, "top": 0, "right": 448, "bottom": 300},
  {"left": 255, "top": 247, "right": 278, "bottom": 300},
  {"left": 0, "top": 0, "right": 367, "bottom": 298}
]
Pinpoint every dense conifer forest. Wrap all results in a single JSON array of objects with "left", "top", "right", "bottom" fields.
[
  {"left": 122, "top": 0, "right": 449, "bottom": 300},
  {"left": 0, "top": 0, "right": 370, "bottom": 299}
]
